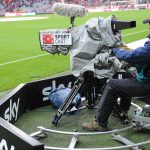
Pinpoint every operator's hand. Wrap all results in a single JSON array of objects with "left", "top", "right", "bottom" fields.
[
  {"left": 111, "top": 44, "right": 131, "bottom": 57},
  {"left": 116, "top": 45, "right": 131, "bottom": 50},
  {"left": 112, "top": 45, "right": 131, "bottom": 56}
]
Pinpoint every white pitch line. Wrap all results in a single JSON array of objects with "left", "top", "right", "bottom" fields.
[
  {"left": 0, "top": 29, "right": 148, "bottom": 67},
  {"left": 0, "top": 16, "right": 48, "bottom": 22},
  {"left": 0, "top": 53, "right": 49, "bottom": 66},
  {"left": 123, "top": 29, "right": 147, "bottom": 37}
]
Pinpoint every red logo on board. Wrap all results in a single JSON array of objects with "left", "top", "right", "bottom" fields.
[{"left": 42, "top": 34, "right": 54, "bottom": 44}]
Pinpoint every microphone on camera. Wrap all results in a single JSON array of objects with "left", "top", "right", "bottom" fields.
[{"left": 52, "top": 3, "right": 86, "bottom": 17}]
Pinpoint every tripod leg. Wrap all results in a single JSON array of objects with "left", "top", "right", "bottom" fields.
[
  {"left": 52, "top": 111, "right": 63, "bottom": 126},
  {"left": 85, "top": 81, "right": 95, "bottom": 108},
  {"left": 113, "top": 102, "right": 129, "bottom": 126},
  {"left": 52, "top": 76, "right": 85, "bottom": 126},
  {"left": 85, "top": 77, "right": 101, "bottom": 109}
]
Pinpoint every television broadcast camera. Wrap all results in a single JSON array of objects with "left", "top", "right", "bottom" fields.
[{"left": 39, "top": 3, "right": 136, "bottom": 126}]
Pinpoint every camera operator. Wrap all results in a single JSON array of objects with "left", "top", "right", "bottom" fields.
[{"left": 82, "top": 19, "right": 150, "bottom": 132}]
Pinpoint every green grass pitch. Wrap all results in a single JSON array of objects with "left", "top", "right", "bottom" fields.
[
  {"left": 0, "top": 9, "right": 150, "bottom": 149},
  {"left": 0, "top": 9, "right": 150, "bottom": 92}
]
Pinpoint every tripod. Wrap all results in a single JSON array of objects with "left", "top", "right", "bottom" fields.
[
  {"left": 51, "top": 63, "right": 135, "bottom": 126},
  {"left": 52, "top": 71, "right": 105, "bottom": 126}
]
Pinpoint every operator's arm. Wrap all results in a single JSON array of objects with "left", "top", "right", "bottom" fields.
[{"left": 113, "top": 40, "right": 150, "bottom": 63}]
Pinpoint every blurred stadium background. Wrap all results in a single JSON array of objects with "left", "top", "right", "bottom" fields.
[
  {"left": 0, "top": 1, "right": 150, "bottom": 149},
  {"left": 0, "top": 0, "right": 150, "bottom": 93},
  {"left": 0, "top": 0, "right": 150, "bottom": 15}
]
